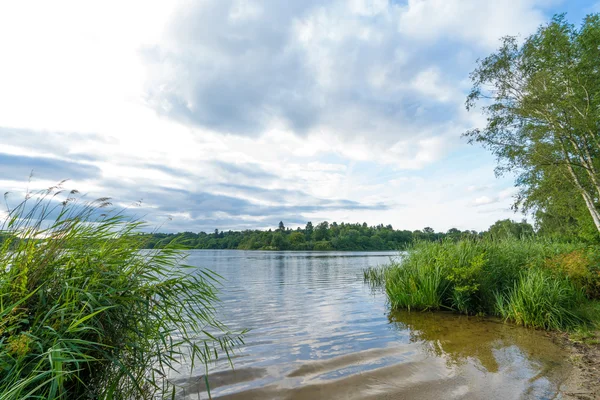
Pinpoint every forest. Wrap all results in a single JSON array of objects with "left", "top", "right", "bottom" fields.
[{"left": 139, "top": 219, "right": 536, "bottom": 251}]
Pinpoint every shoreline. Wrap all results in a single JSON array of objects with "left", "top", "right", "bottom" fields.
[{"left": 559, "top": 332, "right": 600, "bottom": 399}]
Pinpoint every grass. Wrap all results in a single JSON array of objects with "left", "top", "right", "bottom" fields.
[
  {"left": 495, "top": 269, "right": 587, "bottom": 331},
  {"left": 365, "top": 238, "right": 600, "bottom": 331},
  {"left": 0, "top": 185, "right": 244, "bottom": 399},
  {"left": 363, "top": 266, "right": 392, "bottom": 287}
]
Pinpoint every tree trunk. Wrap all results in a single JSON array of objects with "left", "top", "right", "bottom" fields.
[{"left": 560, "top": 140, "right": 600, "bottom": 233}]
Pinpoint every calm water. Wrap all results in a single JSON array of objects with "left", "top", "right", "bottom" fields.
[{"left": 172, "top": 250, "right": 571, "bottom": 399}]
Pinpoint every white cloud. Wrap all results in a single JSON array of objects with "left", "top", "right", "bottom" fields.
[
  {"left": 473, "top": 196, "right": 497, "bottom": 206},
  {"left": 397, "top": 0, "right": 548, "bottom": 48},
  {"left": 0, "top": 0, "right": 553, "bottom": 232}
]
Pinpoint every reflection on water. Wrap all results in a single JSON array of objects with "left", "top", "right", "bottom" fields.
[
  {"left": 390, "top": 311, "right": 565, "bottom": 373},
  {"left": 172, "top": 250, "right": 570, "bottom": 399}
]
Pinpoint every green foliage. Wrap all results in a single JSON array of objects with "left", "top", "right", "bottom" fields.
[
  {"left": 0, "top": 186, "right": 243, "bottom": 399},
  {"left": 447, "top": 251, "right": 486, "bottom": 314},
  {"left": 384, "top": 257, "right": 449, "bottom": 311},
  {"left": 140, "top": 224, "right": 481, "bottom": 251},
  {"left": 485, "top": 219, "right": 534, "bottom": 240},
  {"left": 368, "top": 237, "right": 598, "bottom": 330},
  {"left": 466, "top": 13, "right": 600, "bottom": 239},
  {"left": 363, "top": 266, "right": 392, "bottom": 287},
  {"left": 545, "top": 249, "right": 600, "bottom": 299},
  {"left": 495, "top": 268, "right": 588, "bottom": 330}
]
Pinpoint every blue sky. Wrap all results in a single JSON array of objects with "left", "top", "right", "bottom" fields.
[{"left": 1, "top": 0, "right": 598, "bottom": 232}]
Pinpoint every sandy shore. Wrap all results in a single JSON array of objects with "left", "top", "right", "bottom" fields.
[{"left": 559, "top": 333, "right": 600, "bottom": 399}]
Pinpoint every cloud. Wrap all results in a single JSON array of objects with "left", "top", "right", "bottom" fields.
[
  {"left": 473, "top": 196, "right": 497, "bottom": 207},
  {"left": 142, "top": 0, "right": 551, "bottom": 169},
  {"left": 467, "top": 184, "right": 492, "bottom": 192},
  {"left": 471, "top": 187, "right": 518, "bottom": 207},
  {"left": 0, "top": 0, "right": 558, "bottom": 233},
  {"left": 397, "top": 0, "right": 548, "bottom": 48},
  {"left": 0, "top": 127, "right": 114, "bottom": 160},
  {"left": 125, "top": 185, "right": 390, "bottom": 232},
  {"left": 0, "top": 153, "right": 101, "bottom": 182},
  {"left": 210, "top": 161, "right": 277, "bottom": 180},
  {"left": 141, "top": 0, "right": 484, "bottom": 168}
]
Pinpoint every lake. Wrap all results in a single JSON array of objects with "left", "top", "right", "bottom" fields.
[{"left": 172, "top": 250, "right": 571, "bottom": 399}]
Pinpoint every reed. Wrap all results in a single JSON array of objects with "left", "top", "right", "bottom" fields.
[
  {"left": 495, "top": 268, "right": 588, "bottom": 330},
  {"left": 365, "top": 237, "right": 598, "bottom": 330},
  {"left": 0, "top": 185, "right": 243, "bottom": 399}
]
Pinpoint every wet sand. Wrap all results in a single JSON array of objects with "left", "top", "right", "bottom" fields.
[{"left": 557, "top": 333, "right": 600, "bottom": 399}]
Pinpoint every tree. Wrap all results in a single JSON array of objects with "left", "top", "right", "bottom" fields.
[
  {"left": 446, "top": 228, "right": 462, "bottom": 241},
  {"left": 278, "top": 221, "right": 285, "bottom": 231},
  {"left": 314, "top": 221, "right": 330, "bottom": 241},
  {"left": 288, "top": 231, "right": 305, "bottom": 248},
  {"left": 486, "top": 219, "right": 534, "bottom": 239},
  {"left": 270, "top": 232, "right": 289, "bottom": 250},
  {"left": 465, "top": 14, "right": 600, "bottom": 234},
  {"left": 305, "top": 221, "right": 314, "bottom": 240}
]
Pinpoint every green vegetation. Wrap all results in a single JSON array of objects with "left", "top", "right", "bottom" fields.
[
  {"left": 0, "top": 186, "right": 243, "bottom": 399},
  {"left": 141, "top": 221, "right": 485, "bottom": 251},
  {"left": 368, "top": 238, "right": 600, "bottom": 331},
  {"left": 366, "top": 13, "right": 600, "bottom": 332},
  {"left": 466, "top": 13, "right": 600, "bottom": 243}
]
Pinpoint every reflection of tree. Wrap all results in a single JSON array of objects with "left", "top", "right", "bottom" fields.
[{"left": 388, "top": 311, "right": 544, "bottom": 373}]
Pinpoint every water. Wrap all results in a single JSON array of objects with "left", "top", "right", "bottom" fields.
[{"left": 172, "top": 250, "right": 571, "bottom": 399}]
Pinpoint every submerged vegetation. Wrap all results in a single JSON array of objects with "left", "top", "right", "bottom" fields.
[
  {"left": 366, "top": 238, "right": 600, "bottom": 331},
  {"left": 0, "top": 186, "right": 243, "bottom": 399}
]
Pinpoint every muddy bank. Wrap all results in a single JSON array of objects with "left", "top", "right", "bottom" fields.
[{"left": 558, "top": 332, "right": 600, "bottom": 399}]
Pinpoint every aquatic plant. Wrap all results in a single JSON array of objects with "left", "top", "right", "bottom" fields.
[
  {"left": 363, "top": 266, "right": 391, "bottom": 287},
  {"left": 0, "top": 185, "right": 243, "bottom": 399},
  {"left": 366, "top": 238, "right": 599, "bottom": 330},
  {"left": 495, "top": 268, "right": 588, "bottom": 330}
]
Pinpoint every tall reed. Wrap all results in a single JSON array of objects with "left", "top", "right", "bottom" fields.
[
  {"left": 366, "top": 238, "right": 598, "bottom": 330},
  {"left": 0, "top": 185, "right": 243, "bottom": 399}
]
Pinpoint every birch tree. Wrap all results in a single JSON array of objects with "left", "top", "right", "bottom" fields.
[{"left": 465, "top": 14, "right": 600, "bottom": 234}]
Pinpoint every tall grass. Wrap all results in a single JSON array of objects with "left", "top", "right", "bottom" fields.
[
  {"left": 363, "top": 266, "right": 392, "bottom": 287},
  {"left": 366, "top": 238, "right": 598, "bottom": 331},
  {"left": 0, "top": 185, "right": 244, "bottom": 399},
  {"left": 495, "top": 269, "right": 587, "bottom": 331}
]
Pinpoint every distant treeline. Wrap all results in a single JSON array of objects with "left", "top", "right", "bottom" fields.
[{"left": 139, "top": 219, "right": 536, "bottom": 251}]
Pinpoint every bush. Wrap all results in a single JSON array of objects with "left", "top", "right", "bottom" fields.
[
  {"left": 0, "top": 186, "right": 243, "bottom": 399},
  {"left": 545, "top": 249, "right": 600, "bottom": 299}
]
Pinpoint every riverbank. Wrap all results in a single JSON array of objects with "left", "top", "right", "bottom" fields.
[
  {"left": 560, "top": 332, "right": 600, "bottom": 399},
  {"left": 364, "top": 237, "right": 600, "bottom": 397},
  {"left": 365, "top": 238, "right": 600, "bottom": 331}
]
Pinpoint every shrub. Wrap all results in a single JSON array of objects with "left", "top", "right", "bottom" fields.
[
  {"left": 0, "top": 186, "right": 243, "bottom": 399},
  {"left": 545, "top": 249, "right": 600, "bottom": 299}
]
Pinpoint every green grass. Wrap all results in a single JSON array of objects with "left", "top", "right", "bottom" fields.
[
  {"left": 494, "top": 268, "right": 588, "bottom": 330},
  {"left": 0, "top": 185, "right": 244, "bottom": 399},
  {"left": 363, "top": 266, "right": 392, "bottom": 287},
  {"left": 366, "top": 238, "right": 600, "bottom": 331}
]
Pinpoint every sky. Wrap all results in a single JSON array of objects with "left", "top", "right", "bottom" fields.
[{"left": 0, "top": 0, "right": 598, "bottom": 233}]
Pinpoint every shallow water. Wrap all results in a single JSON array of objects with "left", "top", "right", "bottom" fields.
[{"left": 172, "top": 250, "right": 571, "bottom": 399}]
